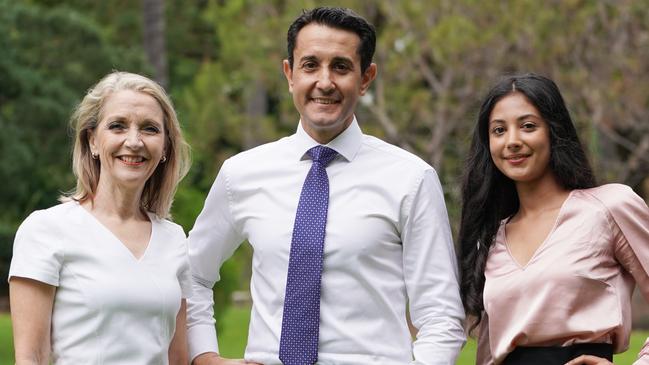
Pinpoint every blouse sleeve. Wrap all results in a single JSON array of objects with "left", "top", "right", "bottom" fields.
[
  {"left": 8, "top": 210, "right": 63, "bottom": 286},
  {"left": 476, "top": 313, "right": 495, "bottom": 365},
  {"left": 605, "top": 184, "right": 649, "bottom": 299},
  {"left": 599, "top": 184, "right": 649, "bottom": 365}
]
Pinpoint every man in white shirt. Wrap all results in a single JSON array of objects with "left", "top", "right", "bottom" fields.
[{"left": 187, "top": 7, "right": 465, "bottom": 365}]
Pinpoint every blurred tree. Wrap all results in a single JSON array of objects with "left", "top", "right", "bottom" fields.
[
  {"left": 349, "top": 0, "right": 649, "bottom": 224},
  {"left": 142, "top": 0, "right": 169, "bottom": 88},
  {"left": 179, "top": 0, "right": 290, "bottom": 189},
  {"left": 0, "top": 0, "right": 147, "bottom": 294}
]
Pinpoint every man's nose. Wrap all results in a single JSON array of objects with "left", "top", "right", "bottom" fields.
[{"left": 315, "top": 69, "right": 335, "bottom": 92}]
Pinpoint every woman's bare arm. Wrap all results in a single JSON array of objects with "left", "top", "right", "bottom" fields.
[{"left": 10, "top": 277, "right": 55, "bottom": 365}]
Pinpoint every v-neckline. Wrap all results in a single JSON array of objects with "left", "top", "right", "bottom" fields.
[
  {"left": 76, "top": 202, "right": 155, "bottom": 262},
  {"left": 502, "top": 190, "right": 574, "bottom": 269}
]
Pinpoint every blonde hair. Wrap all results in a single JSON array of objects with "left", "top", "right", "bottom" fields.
[{"left": 62, "top": 71, "right": 190, "bottom": 218}]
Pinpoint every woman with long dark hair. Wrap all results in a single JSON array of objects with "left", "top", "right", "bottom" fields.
[{"left": 459, "top": 73, "right": 649, "bottom": 364}]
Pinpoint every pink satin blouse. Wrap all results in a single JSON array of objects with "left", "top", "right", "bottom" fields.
[{"left": 477, "top": 184, "right": 649, "bottom": 365}]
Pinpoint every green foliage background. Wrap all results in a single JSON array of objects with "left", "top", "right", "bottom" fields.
[{"left": 1, "top": 0, "right": 649, "bottom": 354}]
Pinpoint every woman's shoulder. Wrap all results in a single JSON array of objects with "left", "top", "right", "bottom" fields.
[
  {"left": 574, "top": 183, "right": 647, "bottom": 217},
  {"left": 150, "top": 214, "right": 187, "bottom": 240},
  {"left": 582, "top": 183, "right": 634, "bottom": 196},
  {"left": 578, "top": 183, "right": 641, "bottom": 204},
  {"left": 12, "top": 202, "right": 79, "bottom": 261},
  {"left": 19, "top": 201, "right": 80, "bottom": 230}
]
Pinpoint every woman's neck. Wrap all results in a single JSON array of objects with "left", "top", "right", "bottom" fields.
[
  {"left": 514, "top": 174, "right": 570, "bottom": 221},
  {"left": 85, "top": 181, "right": 147, "bottom": 221}
]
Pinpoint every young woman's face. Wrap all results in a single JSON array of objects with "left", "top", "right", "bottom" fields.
[{"left": 488, "top": 93, "right": 553, "bottom": 185}]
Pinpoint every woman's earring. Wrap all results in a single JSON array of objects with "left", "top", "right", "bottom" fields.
[
  {"left": 160, "top": 155, "right": 167, "bottom": 163},
  {"left": 92, "top": 152, "right": 99, "bottom": 160}
]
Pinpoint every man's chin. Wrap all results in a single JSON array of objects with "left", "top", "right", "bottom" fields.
[
  {"left": 302, "top": 115, "right": 341, "bottom": 127},
  {"left": 307, "top": 118, "right": 350, "bottom": 131}
]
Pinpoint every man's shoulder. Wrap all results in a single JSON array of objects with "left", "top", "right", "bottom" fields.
[
  {"left": 226, "top": 135, "right": 293, "bottom": 165},
  {"left": 361, "top": 134, "right": 433, "bottom": 172}
]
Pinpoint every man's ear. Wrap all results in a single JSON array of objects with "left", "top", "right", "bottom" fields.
[
  {"left": 283, "top": 59, "right": 294, "bottom": 93},
  {"left": 359, "top": 63, "right": 377, "bottom": 95}
]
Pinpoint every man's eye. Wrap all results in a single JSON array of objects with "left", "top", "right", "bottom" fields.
[
  {"left": 302, "top": 62, "right": 317, "bottom": 70},
  {"left": 333, "top": 63, "right": 350, "bottom": 71}
]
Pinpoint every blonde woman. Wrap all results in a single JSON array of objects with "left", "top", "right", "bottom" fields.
[{"left": 9, "top": 71, "right": 191, "bottom": 364}]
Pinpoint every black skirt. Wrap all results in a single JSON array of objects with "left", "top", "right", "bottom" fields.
[{"left": 502, "top": 343, "right": 613, "bottom": 365}]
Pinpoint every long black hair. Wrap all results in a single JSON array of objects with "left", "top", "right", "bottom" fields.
[{"left": 458, "top": 73, "right": 596, "bottom": 329}]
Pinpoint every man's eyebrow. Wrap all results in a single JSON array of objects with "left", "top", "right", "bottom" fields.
[
  {"left": 331, "top": 56, "right": 354, "bottom": 65},
  {"left": 299, "top": 55, "right": 318, "bottom": 63}
]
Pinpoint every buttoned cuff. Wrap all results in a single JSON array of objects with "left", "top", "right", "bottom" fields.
[{"left": 188, "top": 323, "right": 220, "bottom": 361}]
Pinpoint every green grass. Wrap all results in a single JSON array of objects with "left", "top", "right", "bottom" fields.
[
  {"left": 218, "top": 307, "right": 649, "bottom": 364},
  {"left": 1, "top": 313, "right": 14, "bottom": 365},
  {"left": 615, "top": 330, "right": 649, "bottom": 364},
  {"left": 217, "top": 305, "right": 251, "bottom": 358},
  {"left": 1, "top": 310, "right": 648, "bottom": 364}
]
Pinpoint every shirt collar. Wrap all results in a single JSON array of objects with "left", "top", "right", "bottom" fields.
[{"left": 293, "top": 116, "right": 362, "bottom": 162}]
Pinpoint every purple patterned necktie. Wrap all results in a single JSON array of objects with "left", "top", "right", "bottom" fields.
[{"left": 279, "top": 145, "right": 338, "bottom": 365}]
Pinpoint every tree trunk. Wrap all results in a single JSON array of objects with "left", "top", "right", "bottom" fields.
[
  {"left": 244, "top": 79, "right": 268, "bottom": 149},
  {"left": 142, "top": 0, "right": 168, "bottom": 89}
]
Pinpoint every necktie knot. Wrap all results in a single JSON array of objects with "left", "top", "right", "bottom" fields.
[{"left": 307, "top": 145, "right": 338, "bottom": 167}]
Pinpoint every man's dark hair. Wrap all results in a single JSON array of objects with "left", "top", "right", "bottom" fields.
[{"left": 286, "top": 7, "right": 376, "bottom": 74}]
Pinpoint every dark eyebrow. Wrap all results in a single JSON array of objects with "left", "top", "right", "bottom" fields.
[
  {"left": 331, "top": 56, "right": 354, "bottom": 65},
  {"left": 299, "top": 55, "right": 318, "bottom": 64},
  {"left": 489, "top": 114, "right": 541, "bottom": 125},
  {"left": 516, "top": 113, "right": 541, "bottom": 122}
]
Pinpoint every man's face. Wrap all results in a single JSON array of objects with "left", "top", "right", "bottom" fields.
[{"left": 283, "top": 23, "right": 376, "bottom": 144}]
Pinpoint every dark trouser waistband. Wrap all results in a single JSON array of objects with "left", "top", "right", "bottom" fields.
[{"left": 502, "top": 343, "right": 613, "bottom": 365}]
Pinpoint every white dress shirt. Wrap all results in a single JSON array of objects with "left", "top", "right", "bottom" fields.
[{"left": 187, "top": 118, "right": 465, "bottom": 365}]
